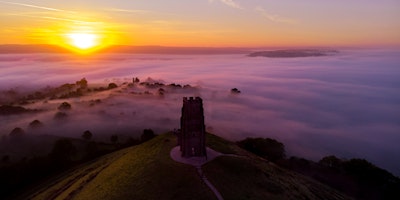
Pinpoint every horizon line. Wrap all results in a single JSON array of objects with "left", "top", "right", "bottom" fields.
[{"left": 0, "top": 44, "right": 398, "bottom": 55}]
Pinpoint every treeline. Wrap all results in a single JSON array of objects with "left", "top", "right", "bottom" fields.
[
  {"left": 0, "top": 129, "right": 156, "bottom": 199},
  {"left": 237, "top": 137, "right": 400, "bottom": 200}
]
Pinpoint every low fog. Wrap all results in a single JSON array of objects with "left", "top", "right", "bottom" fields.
[{"left": 0, "top": 49, "right": 399, "bottom": 175}]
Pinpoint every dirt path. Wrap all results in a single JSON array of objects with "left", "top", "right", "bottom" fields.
[
  {"left": 170, "top": 146, "right": 225, "bottom": 200},
  {"left": 196, "top": 166, "right": 224, "bottom": 200}
]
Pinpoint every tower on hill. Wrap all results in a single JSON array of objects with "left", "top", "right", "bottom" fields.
[{"left": 179, "top": 97, "right": 207, "bottom": 157}]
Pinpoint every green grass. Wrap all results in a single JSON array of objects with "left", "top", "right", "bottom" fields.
[
  {"left": 203, "top": 156, "right": 284, "bottom": 200},
  {"left": 28, "top": 132, "right": 350, "bottom": 200},
  {"left": 203, "top": 156, "right": 351, "bottom": 200},
  {"left": 31, "top": 133, "right": 216, "bottom": 200},
  {"left": 206, "top": 133, "right": 237, "bottom": 154}
]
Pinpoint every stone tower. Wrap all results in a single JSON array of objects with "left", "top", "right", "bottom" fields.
[{"left": 180, "top": 97, "right": 206, "bottom": 157}]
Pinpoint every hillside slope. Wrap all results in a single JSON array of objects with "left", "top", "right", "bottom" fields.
[{"left": 25, "top": 133, "right": 351, "bottom": 200}]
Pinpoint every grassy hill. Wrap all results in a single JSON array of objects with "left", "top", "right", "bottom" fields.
[{"left": 23, "top": 133, "right": 351, "bottom": 200}]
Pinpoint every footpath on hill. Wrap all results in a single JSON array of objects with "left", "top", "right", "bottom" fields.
[{"left": 170, "top": 146, "right": 225, "bottom": 200}]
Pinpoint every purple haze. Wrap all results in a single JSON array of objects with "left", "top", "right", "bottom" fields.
[{"left": 0, "top": 48, "right": 399, "bottom": 175}]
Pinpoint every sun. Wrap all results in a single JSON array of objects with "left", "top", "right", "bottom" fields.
[
  {"left": 56, "top": 24, "right": 116, "bottom": 54},
  {"left": 67, "top": 33, "right": 98, "bottom": 50},
  {"left": 61, "top": 30, "right": 112, "bottom": 54}
]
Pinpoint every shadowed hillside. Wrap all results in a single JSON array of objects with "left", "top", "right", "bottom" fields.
[{"left": 19, "top": 133, "right": 351, "bottom": 200}]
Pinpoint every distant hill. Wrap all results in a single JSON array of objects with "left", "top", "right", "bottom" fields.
[
  {"left": 21, "top": 133, "right": 350, "bottom": 200},
  {"left": 101, "top": 45, "right": 250, "bottom": 54},
  {"left": 248, "top": 49, "right": 339, "bottom": 58},
  {"left": 0, "top": 45, "right": 341, "bottom": 56}
]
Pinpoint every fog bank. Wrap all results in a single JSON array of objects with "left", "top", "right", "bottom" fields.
[{"left": 0, "top": 49, "right": 399, "bottom": 175}]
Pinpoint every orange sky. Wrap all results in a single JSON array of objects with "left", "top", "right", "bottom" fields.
[{"left": 0, "top": 0, "right": 399, "bottom": 48}]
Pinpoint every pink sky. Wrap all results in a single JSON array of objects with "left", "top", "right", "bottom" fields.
[{"left": 0, "top": 0, "right": 399, "bottom": 47}]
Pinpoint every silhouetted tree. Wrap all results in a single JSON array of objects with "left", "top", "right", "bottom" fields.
[
  {"left": 319, "top": 155, "right": 343, "bottom": 169},
  {"left": 237, "top": 137, "right": 285, "bottom": 162},
  {"left": 158, "top": 88, "right": 165, "bottom": 96},
  {"left": 231, "top": 88, "right": 241, "bottom": 94},
  {"left": 82, "top": 130, "right": 93, "bottom": 141},
  {"left": 9, "top": 127, "right": 25, "bottom": 137},
  {"left": 183, "top": 84, "right": 192, "bottom": 89},
  {"left": 168, "top": 83, "right": 182, "bottom": 88},
  {"left": 58, "top": 102, "right": 71, "bottom": 110},
  {"left": 108, "top": 83, "right": 118, "bottom": 89},
  {"left": 141, "top": 129, "right": 156, "bottom": 142},
  {"left": 54, "top": 112, "right": 68, "bottom": 120},
  {"left": 132, "top": 77, "right": 140, "bottom": 83},
  {"left": 76, "top": 78, "right": 88, "bottom": 89},
  {"left": 29, "top": 119, "right": 43, "bottom": 129}
]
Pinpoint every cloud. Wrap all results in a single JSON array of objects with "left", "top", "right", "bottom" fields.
[
  {"left": 0, "top": 1, "right": 88, "bottom": 24},
  {"left": 0, "top": 1, "right": 66, "bottom": 12},
  {"left": 106, "top": 8, "right": 151, "bottom": 14},
  {"left": 255, "top": 6, "right": 295, "bottom": 24},
  {"left": 104, "top": 8, "right": 178, "bottom": 20},
  {"left": 209, "top": 0, "right": 243, "bottom": 9},
  {"left": 41, "top": 16, "right": 98, "bottom": 24},
  {"left": 2, "top": 12, "right": 98, "bottom": 25}
]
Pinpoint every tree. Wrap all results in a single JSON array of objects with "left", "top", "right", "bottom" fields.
[
  {"left": 108, "top": 83, "right": 118, "bottom": 89},
  {"left": 231, "top": 88, "right": 241, "bottom": 94},
  {"left": 237, "top": 137, "right": 286, "bottom": 162},
  {"left": 29, "top": 119, "right": 43, "bottom": 128},
  {"left": 9, "top": 127, "right": 25, "bottom": 137},
  {"left": 141, "top": 129, "right": 156, "bottom": 142},
  {"left": 158, "top": 88, "right": 165, "bottom": 96},
  {"left": 58, "top": 102, "right": 71, "bottom": 111},
  {"left": 82, "top": 130, "right": 93, "bottom": 141},
  {"left": 76, "top": 78, "right": 88, "bottom": 89},
  {"left": 54, "top": 112, "right": 68, "bottom": 120},
  {"left": 319, "top": 155, "right": 343, "bottom": 169}
]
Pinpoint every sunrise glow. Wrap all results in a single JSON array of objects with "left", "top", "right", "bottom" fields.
[
  {"left": 67, "top": 33, "right": 98, "bottom": 50},
  {"left": 61, "top": 31, "right": 110, "bottom": 54},
  {"left": 0, "top": 1, "right": 398, "bottom": 49},
  {"left": 0, "top": 1, "right": 400, "bottom": 199},
  {"left": 59, "top": 25, "right": 115, "bottom": 54}
]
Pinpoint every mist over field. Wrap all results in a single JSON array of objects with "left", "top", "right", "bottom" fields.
[{"left": 0, "top": 49, "right": 399, "bottom": 175}]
